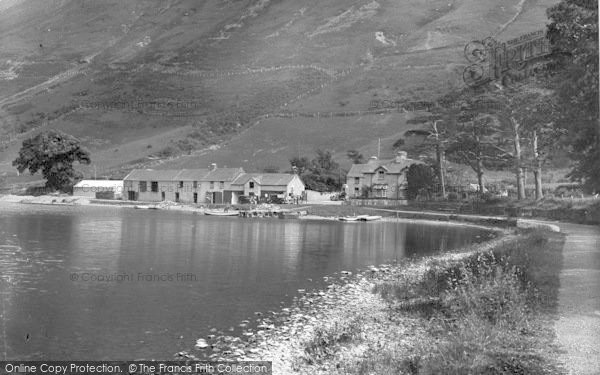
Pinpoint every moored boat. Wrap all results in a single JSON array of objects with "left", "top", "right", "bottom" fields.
[
  {"left": 134, "top": 205, "right": 158, "bottom": 210},
  {"left": 338, "top": 216, "right": 359, "bottom": 222},
  {"left": 204, "top": 210, "right": 239, "bottom": 216},
  {"left": 356, "top": 215, "right": 382, "bottom": 221}
]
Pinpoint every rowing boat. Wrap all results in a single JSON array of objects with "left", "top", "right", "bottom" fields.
[
  {"left": 204, "top": 210, "right": 239, "bottom": 216},
  {"left": 356, "top": 215, "right": 382, "bottom": 221}
]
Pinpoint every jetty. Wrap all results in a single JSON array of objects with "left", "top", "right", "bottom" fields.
[{"left": 238, "top": 206, "right": 309, "bottom": 218}]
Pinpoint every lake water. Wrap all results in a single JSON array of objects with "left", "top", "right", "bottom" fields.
[{"left": 0, "top": 202, "right": 491, "bottom": 360}]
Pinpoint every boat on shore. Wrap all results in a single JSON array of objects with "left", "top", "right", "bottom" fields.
[
  {"left": 356, "top": 215, "right": 382, "bottom": 221},
  {"left": 204, "top": 210, "right": 239, "bottom": 216},
  {"left": 134, "top": 205, "right": 158, "bottom": 210},
  {"left": 338, "top": 216, "right": 360, "bottom": 222}
]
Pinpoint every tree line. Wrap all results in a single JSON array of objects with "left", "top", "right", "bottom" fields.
[{"left": 402, "top": 0, "right": 598, "bottom": 199}]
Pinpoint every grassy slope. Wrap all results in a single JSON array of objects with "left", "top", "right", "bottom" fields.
[{"left": 0, "top": 0, "right": 559, "bottom": 183}]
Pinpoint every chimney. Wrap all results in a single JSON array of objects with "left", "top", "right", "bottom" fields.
[
  {"left": 367, "top": 156, "right": 378, "bottom": 164},
  {"left": 395, "top": 151, "right": 407, "bottom": 163},
  {"left": 210, "top": 163, "right": 217, "bottom": 171}
]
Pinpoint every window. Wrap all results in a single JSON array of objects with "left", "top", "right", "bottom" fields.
[
  {"left": 249, "top": 181, "right": 255, "bottom": 189},
  {"left": 161, "top": 192, "right": 165, "bottom": 201},
  {"left": 151, "top": 181, "right": 158, "bottom": 192},
  {"left": 378, "top": 170, "right": 385, "bottom": 180},
  {"left": 193, "top": 181, "right": 198, "bottom": 189},
  {"left": 193, "top": 193, "right": 198, "bottom": 203},
  {"left": 354, "top": 177, "right": 360, "bottom": 184},
  {"left": 219, "top": 181, "right": 224, "bottom": 189},
  {"left": 175, "top": 192, "right": 180, "bottom": 202},
  {"left": 179, "top": 181, "right": 184, "bottom": 188},
  {"left": 210, "top": 181, "right": 214, "bottom": 189},
  {"left": 139, "top": 181, "right": 147, "bottom": 192}
]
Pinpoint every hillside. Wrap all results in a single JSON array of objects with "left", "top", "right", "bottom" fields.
[{"left": 0, "top": 0, "right": 558, "bottom": 184}]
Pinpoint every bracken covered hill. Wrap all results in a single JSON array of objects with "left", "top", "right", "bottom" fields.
[{"left": 0, "top": 0, "right": 556, "bottom": 182}]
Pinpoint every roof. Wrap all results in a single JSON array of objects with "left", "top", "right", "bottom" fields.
[
  {"left": 174, "top": 169, "right": 210, "bottom": 181},
  {"left": 200, "top": 168, "right": 244, "bottom": 182},
  {"left": 123, "top": 168, "right": 244, "bottom": 182},
  {"left": 74, "top": 180, "right": 123, "bottom": 188},
  {"left": 123, "top": 169, "right": 182, "bottom": 181},
  {"left": 347, "top": 158, "right": 418, "bottom": 177},
  {"left": 231, "top": 173, "right": 298, "bottom": 186}
]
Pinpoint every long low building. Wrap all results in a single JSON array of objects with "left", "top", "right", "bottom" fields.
[
  {"left": 123, "top": 167, "right": 305, "bottom": 204},
  {"left": 73, "top": 180, "right": 124, "bottom": 199}
]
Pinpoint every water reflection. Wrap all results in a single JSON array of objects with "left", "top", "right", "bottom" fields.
[{"left": 0, "top": 203, "right": 490, "bottom": 360}]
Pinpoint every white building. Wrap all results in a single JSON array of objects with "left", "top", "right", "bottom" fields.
[{"left": 73, "top": 180, "right": 124, "bottom": 199}]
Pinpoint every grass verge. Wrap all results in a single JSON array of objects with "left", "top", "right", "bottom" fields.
[{"left": 295, "top": 229, "right": 566, "bottom": 374}]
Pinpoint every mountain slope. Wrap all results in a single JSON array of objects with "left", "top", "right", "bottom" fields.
[{"left": 0, "top": 0, "right": 558, "bottom": 182}]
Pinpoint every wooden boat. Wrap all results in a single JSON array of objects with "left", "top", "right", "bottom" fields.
[
  {"left": 204, "top": 210, "right": 239, "bottom": 216},
  {"left": 356, "top": 215, "right": 382, "bottom": 221},
  {"left": 134, "top": 205, "right": 158, "bottom": 210}
]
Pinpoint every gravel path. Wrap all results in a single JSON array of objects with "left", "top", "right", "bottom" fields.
[{"left": 553, "top": 223, "right": 600, "bottom": 375}]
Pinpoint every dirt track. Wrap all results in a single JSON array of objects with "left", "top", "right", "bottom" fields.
[{"left": 554, "top": 223, "right": 600, "bottom": 374}]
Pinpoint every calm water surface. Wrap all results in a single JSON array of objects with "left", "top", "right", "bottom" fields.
[{"left": 0, "top": 202, "right": 491, "bottom": 360}]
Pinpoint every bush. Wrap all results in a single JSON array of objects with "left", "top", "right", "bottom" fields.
[
  {"left": 370, "top": 232, "right": 564, "bottom": 374},
  {"left": 301, "top": 318, "right": 363, "bottom": 365}
]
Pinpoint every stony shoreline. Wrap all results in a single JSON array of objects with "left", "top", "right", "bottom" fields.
[{"left": 181, "top": 232, "right": 513, "bottom": 375}]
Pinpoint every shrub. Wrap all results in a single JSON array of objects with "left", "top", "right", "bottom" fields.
[{"left": 301, "top": 318, "right": 363, "bottom": 364}]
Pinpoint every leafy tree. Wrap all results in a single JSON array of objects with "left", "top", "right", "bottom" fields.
[
  {"left": 290, "top": 150, "right": 344, "bottom": 191},
  {"left": 445, "top": 112, "right": 512, "bottom": 194},
  {"left": 13, "top": 130, "right": 91, "bottom": 192},
  {"left": 406, "top": 164, "right": 437, "bottom": 200},
  {"left": 289, "top": 156, "right": 311, "bottom": 174},
  {"left": 547, "top": 0, "right": 599, "bottom": 192},
  {"left": 346, "top": 149, "right": 365, "bottom": 164},
  {"left": 312, "top": 149, "right": 339, "bottom": 172},
  {"left": 516, "top": 88, "right": 564, "bottom": 199},
  {"left": 405, "top": 109, "right": 460, "bottom": 198}
]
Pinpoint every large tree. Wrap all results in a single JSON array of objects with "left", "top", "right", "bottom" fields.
[
  {"left": 468, "top": 85, "right": 560, "bottom": 200},
  {"left": 290, "top": 150, "right": 344, "bottom": 191},
  {"left": 13, "top": 130, "right": 91, "bottom": 192},
  {"left": 547, "top": 0, "right": 599, "bottom": 193},
  {"left": 406, "top": 163, "right": 437, "bottom": 200},
  {"left": 445, "top": 111, "right": 512, "bottom": 194}
]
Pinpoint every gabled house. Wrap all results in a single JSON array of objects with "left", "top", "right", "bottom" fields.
[
  {"left": 346, "top": 151, "right": 418, "bottom": 200},
  {"left": 228, "top": 173, "right": 305, "bottom": 203}
]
